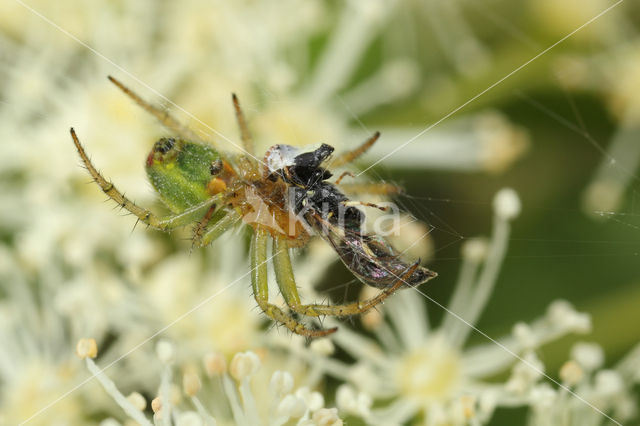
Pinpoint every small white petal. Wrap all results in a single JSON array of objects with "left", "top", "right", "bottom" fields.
[
  {"left": 270, "top": 370, "right": 294, "bottom": 397},
  {"left": 335, "top": 382, "right": 373, "bottom": 418},
  {"left": 296, "top": 387, "right": 325, "bottom": 411},
  {"left": 126, "top": 392, "right": 146, "bottom": 411},
  {"left": 571, "top": 342, "right": 604, "bottom": 371},
  {"left": 151, "top": 397, "right": 162, "bottom": 414},
  {"left": 183, "top": 372, "right": 202, "bottom": 397},
  {"left": 230, "top": 351, "right": 261, "bottom": 381},
  {"left": 175, "top": 411, "right": 203, "bottom": 426},
  {"left": 529, "top": 384, "right": 557, "bottom": 409},
  {"left": 310, "top": 338, "right": 335, "bottom": 356},
  {"left": 76, "top": 338, "right": 98, "bottom": 359},
  {"left": 547, "top": 300, "right": 591, "bottom": 333},
  {"left": 335, "top": 385, "right": 357, "bottom": 412},
  {"left": 156, "top": 340, "right": 175, "bottom": 364},
  {"left": 478, "top": 390, "right": 498, "bottom": 421},
  {"left": 99, "top": 419, "right": 122, "bottom": 426},
  {"left": 361, "top": 308, "right": 383, "bottom": 330},
  {"left": 380, "top": 59, "right": 420, "bottom": 98},
  {"left": 568, "top": 312, "right": 592, "bottom": 333},
  {"left": 461, "top": 238, "right": 489, "bottom": 262},
  {"left": 559, "top": 360, "right": 584, "bottom": 386},
  {"left": 311, "top": 407, "right": 342, "bottom": 426},
  {"left": 355, "top": 392, "right": 372, "bottom": 416},
  {"left": 347, "top": 364, "right": 374, "bottom": 389},
  {"left": 493, "top": 188, "right": 521, "bottom": 220},
  {"left": 506, "top": 352, "right": 545, "bottom": 393},
  {"left": 276, "top": 394, "right": 307, "bottom": 419},
  {"left": 594, "top": 370, "right": 624, "bottom": 397},
  {"left": 203, "top": 352, "right": 227, "bottom": 376},
  {"left": 513, "top": 322, "right": 536, "bottom": 349}
]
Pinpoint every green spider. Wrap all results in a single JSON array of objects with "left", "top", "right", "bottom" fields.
[{"left": 70, "top": 76, "right": 436, "bottom": 337}]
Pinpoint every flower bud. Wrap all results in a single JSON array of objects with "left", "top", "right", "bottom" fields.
[
  {"left": 230, "top": 351, "right": 261, "bottom": 381},
  {"left": 76, "top": 338, "right": 98, "bottom": 359},
  {"left": 183, "top": 372, "right": 201, "bottom": 396}
]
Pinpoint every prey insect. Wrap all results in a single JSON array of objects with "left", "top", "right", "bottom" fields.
[{"left": 70, "top": 76, "right": 437, "bottom": 337}]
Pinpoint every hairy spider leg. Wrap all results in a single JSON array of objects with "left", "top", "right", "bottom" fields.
[
  {"left": 330, "top": 131, "right": 380, "bottom": 168},
  {"left": 334, "top": 171, "right": 355, "bottom": 185},
  {"left": 107, "top": 76, "right": 208, "bottom": 147},
  {"left": 251, "top": 229, "right": 338, "bottom": 337},
  {"left": 272, "top": 237, "right": 417, "bottom": 317},
  {"left": 231, "top": 93, "right": 255, "bottom": 156},
  {"left": 192, "top": 209, "right": 243, "bottom": 248},
  {"left": 192, "top": 204, "right": 217, "bottom": 243},
  {"left": 342, "top": 200, "right": 390, "bottom": 212},
  {"left": 338, "top": 182, "right": 404, "bottom": 196},
  {"left": 71, "top": 128, "right": 219, "bottom": 231}
]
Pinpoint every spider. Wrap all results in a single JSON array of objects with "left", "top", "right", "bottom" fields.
[{"left": 70, "top": 76, "right": 437, "bottom": 337}]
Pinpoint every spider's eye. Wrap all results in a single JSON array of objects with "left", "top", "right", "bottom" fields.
[
  {"left": 147, "top": 137, "right": 179, "bottom": 167},
  {"left": 145, "top": 139, "right": 222, "bottom": 213},
  {"left": 155, "top": 137, "right": 176, "bottom": 154},
  {"left": 210, "top": 159, "right": 223, "bottom": 175}
]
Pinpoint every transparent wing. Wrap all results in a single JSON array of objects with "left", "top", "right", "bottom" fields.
[{"left": 308, "top": 212, "right": 436, "bottom": 289}]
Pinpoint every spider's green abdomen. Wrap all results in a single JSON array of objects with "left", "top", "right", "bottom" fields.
[{"left": 145, "top": 138, "right": 221, "bottom": 213}]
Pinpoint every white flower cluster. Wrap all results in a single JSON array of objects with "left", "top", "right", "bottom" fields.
[
  {"left": 529, "top": 341, "right": 640, "bottom": 425},
  {"left": 79, "top": 339, "right": 344, "bottom": 426},
  {"left": 0, "top": 1, "right": 531, "bottom": 421},
  {"left": 1, "top": 1, "right": 638, "bottom": 425},
  {"left": 282, "top": 189, "right": 639, "bottom": 426}
]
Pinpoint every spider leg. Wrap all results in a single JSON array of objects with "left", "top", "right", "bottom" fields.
[
  {"left": 192, "top": 204, "right": 217, "bottom": 241},
  {"left": 231, "top": 94, "right": 255, "bottom": 156},
  {"left": 107, "top": 76, "right": 207, "bottom": 145},
  {"left": 251, "top": 229, "right": 337, "bottom": 337},
  {"left": 192, "top": 209, "right": 242, "bottom": 248},
  {"left": 329, "top": 131, "right": 380, "bottom": 168},
  {"left": 334, "top": 171, "right": 355, "bottom": 185},
  {"left": 342, "top": 200, "right": 390, "bottom": 212},
  {"left": 272, "top": 237, "right": 302, "bottom": 307},
  {"left": 272, "top": 237, "right": 417, "bottom": 317},
  {"left": 71, "top": 128, "right": 217, "bottom": 231},
  {"left": 338, "top": 182, "right": 403, "bottom": 196}
]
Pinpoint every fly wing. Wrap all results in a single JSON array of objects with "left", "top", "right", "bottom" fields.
[{"left": 308, "top": 213, "right": 437, "bottom": 289}]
